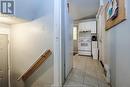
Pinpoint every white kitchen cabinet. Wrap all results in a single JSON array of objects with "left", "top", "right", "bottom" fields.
[{"left": 78, "top": 21, "right": 96, "bottom": 33}]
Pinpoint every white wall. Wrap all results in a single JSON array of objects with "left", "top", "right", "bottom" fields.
[
  {"left": 15, "top": 0, "right": 53, "bottom": 20},
  {"left": 97, "top": 10, "right": 109, "bottom": 65},
  {"left": 9, "top": 0, "right": 54, "bottom": 86},
  {"left": 65, "top": 17, "right": 73, "bottom": 78},
  {"left": 106, "top": 0, "right": 130, "bottom": 86},
  {"left": 10, "top": 16, "right": 54, "bottom": 87},
  {"left": 99, "top": 0, "right": 130, "bottom": 87}
]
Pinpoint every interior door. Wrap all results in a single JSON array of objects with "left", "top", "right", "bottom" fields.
[
  {"left": 0, "top": 34, "right": 8, "bottom": 87},
  {"left": 65, "top": 16, "right": 73, "bottom": 79}
]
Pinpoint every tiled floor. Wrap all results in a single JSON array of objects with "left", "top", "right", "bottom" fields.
[{"left": 64, "top": 55, "right": 110, "bottom": 87}]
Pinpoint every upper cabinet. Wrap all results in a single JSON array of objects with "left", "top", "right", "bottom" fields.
[{"left": 79, "top": 21, "right": 97, "bottom": 33}]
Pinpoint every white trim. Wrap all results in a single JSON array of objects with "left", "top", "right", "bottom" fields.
[
  {"left": 125, "top": 0, "right": 128, "bottom": 19},
  {"left": 53, "top": 0, "right": 63, "bottom": 86},
  {"left": 104, "top": 64, "right": 110, "bottom": 83}
]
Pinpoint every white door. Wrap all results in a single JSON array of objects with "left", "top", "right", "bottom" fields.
[
  {"left": 0, "top": 34, "right": 8, "bottom": 87},
  {"left": 65, "top": 16, "right": 73, "bottom": 78}
]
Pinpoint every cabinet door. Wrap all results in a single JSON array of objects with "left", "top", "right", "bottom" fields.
[{"left": 90, "top": 21, "right": 96, "bottom": 33}]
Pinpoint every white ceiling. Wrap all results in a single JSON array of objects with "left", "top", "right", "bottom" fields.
[
  {"left": 68, "top": 0, "right": 100, "bottom": 20},
  {"left": 0, "top": 14, "right": 28, "bottom": 25}
]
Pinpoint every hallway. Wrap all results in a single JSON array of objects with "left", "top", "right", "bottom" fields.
[{"left": 64, "top": 55, "right": 110, "bottom": 87}]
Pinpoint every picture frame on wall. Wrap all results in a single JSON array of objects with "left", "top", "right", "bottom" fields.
[
  {"left": 105, "top": 0, "right": 126, "bottom": 30},
  {"left": 107, "top": 0, "right": 118, "bottom": 20}
]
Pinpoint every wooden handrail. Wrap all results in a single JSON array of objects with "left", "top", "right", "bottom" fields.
[{"left": 17, "top": 49, "right": 52, "bottom": 81}]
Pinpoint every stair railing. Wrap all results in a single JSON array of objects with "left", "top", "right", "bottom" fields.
[{"left": 17, "top": 49, "right": 52, "bottom": 81}]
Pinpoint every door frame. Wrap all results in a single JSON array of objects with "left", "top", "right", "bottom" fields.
[
  {"left": 0, "top": 25, "right": 10, "bottom": 87},
  {"left": 53, "top": 0, "right": 68, "bottom": 86},
  {"left": 53, "top": 0, "right": 64, "bottom": 86}
]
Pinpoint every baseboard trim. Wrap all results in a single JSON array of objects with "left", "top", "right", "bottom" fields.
[
  {"left": 100, "top": 60, "right": 104, "bottom": 68},
  {"left": 99, "top": 61, "right": 111, "bottom": 85}
]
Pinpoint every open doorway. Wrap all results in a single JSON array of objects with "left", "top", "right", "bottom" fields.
[{"left": 63, "top": 0, "right": 110, "bottom": 87}]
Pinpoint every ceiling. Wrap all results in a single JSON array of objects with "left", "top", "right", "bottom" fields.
[
  {"left": 0, "top": 14, "right": 28, "bottom": 25},
  {"left": 68, "top": 0, "right": 100, "bottom": 20}
]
